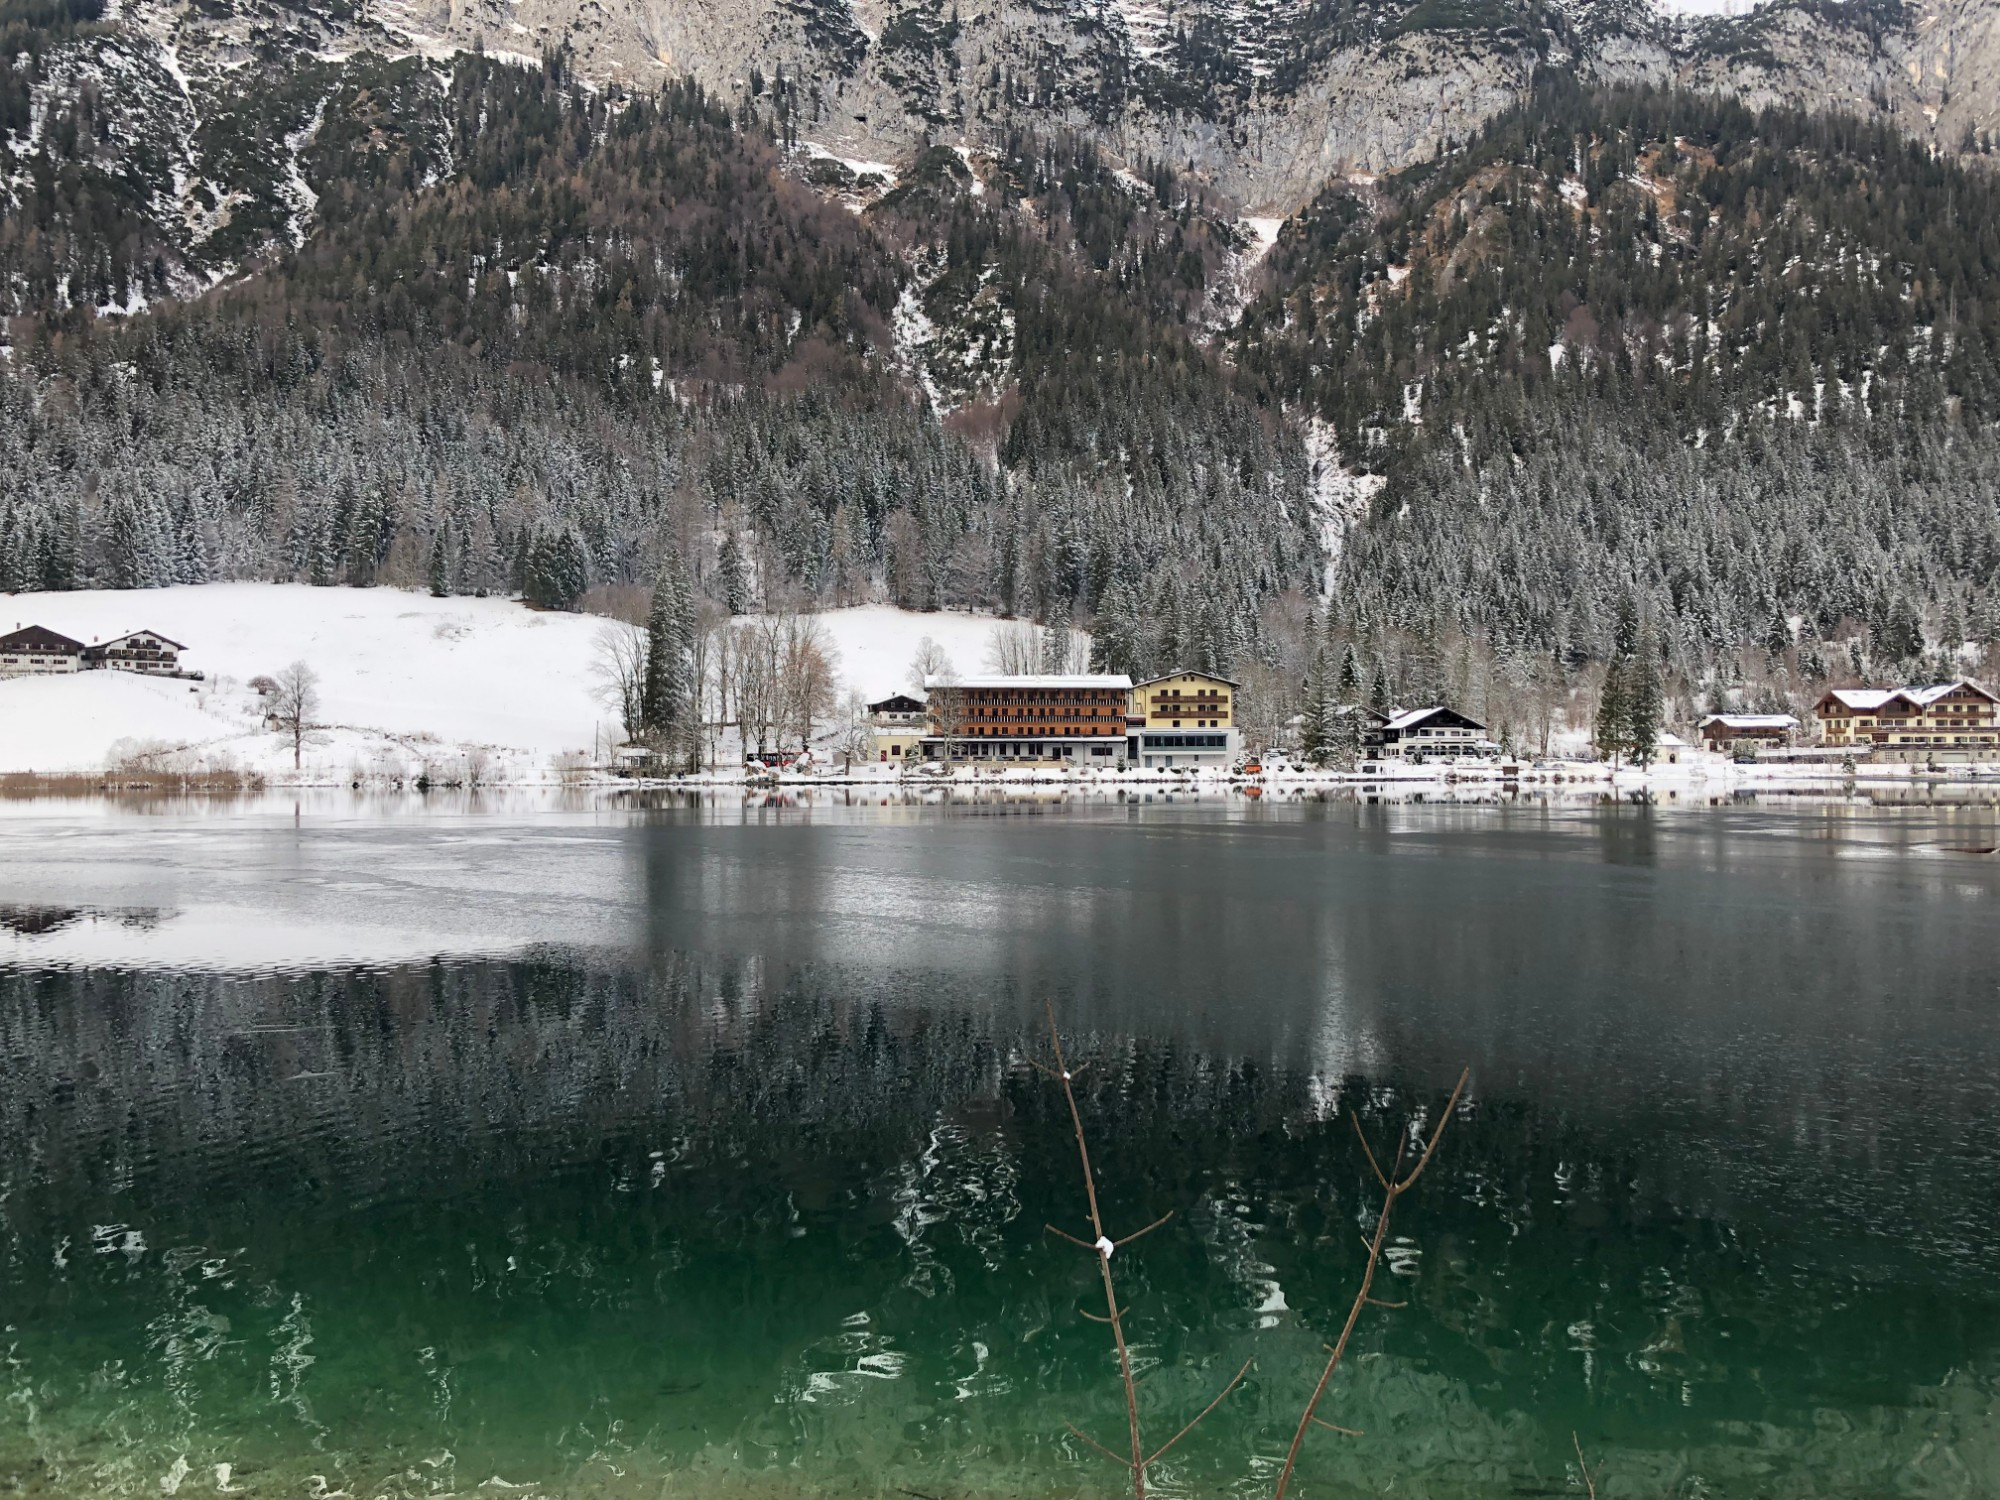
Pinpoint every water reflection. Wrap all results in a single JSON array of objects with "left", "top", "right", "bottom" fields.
[{"left": 2, "top": 798, "right": 1998, "bottom": 1498}]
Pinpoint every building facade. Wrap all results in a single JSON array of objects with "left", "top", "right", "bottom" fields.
[
  {"left": 1130, "top": 671, "right": 1240, "bottom": 769},
  {"left": 0, "top": 626, "right": 85, "bottom": 676},
  {"left": 1366, "top": 706, "right": 1498, "bottom": 761},
  {"left": 867, "top": 693, "right": 928, "bottom": 763},
  {"left": 83, "top": 630, "right": 186, "bottom": 674},
  {"left": 1817, "top": 682, "right": 1999, "bottom": 752},
  {"left": 922, "top": 675, "right": 1133, "bottom": 763},
  {"left": 1698, "top": 713, "right": 1798, "bottom": 752}
]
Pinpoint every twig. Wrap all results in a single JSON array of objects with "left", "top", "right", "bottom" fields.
[
  {"left": 1040, "top": 1001, "right": 1249, "bottom": 1500},
  {"left": 1271, "top": 1068, "right": 1470, "bottom": 1500},
  {"left": 1145, "top": 1358, "right": 1254, "bottom": 1467},
  {"left": 1115, "top": 1211, "right": 1175, "bottom": 1249},
  {"left": 1065, "top": 1421, "right": 1133, "bottom": 1469},
  {"left": 1573, "top": 1431, "right": 1597, "bottom": 1500}
]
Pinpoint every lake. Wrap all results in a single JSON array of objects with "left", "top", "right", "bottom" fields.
[{"left": 2, "top": 790, "right": 1998, "bottom": 1498}]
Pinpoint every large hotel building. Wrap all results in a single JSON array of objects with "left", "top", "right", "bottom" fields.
[{"left": 906, "top": 670, "right": 1242, "bottom": 769}]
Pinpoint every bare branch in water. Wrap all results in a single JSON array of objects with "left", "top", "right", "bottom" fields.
[
  {"left": 1039, "top": 1000, "right": 1251, "bottom": 1500},
  {"left": 1573, "top": 1432, "right": 1598, "bottom": 1500},
  {"left": 1271, "top": 1067, "right": 1471, "bottom": 1500}
]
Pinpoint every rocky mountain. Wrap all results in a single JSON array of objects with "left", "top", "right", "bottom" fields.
[
  {"left": 5, "top": 0, "right": 2000, "bottom": 705},
  {"left": 5, "top": 0, "right": 1999, "bottom": 328}
]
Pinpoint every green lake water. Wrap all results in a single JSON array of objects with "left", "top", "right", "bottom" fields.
[{"left": 2, "top": 792, "right": 1998, "bottom": 1498}]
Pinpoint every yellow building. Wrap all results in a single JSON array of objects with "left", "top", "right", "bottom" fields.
[
  {"left": 1817, "top": 681, "right": 1999, "bottom": 752},
  {"left": 1130, "top": 671, "right": 1239, "bottom": 769},
  {"left": 868, "top": 693, "right": 928, "bottom": 764}
]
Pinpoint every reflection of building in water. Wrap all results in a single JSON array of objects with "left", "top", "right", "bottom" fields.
[{"left": 0, "top": 903, "right": 83, "bottom": 936}]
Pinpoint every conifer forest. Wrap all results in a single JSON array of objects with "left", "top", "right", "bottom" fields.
[{"left": 4, "top": 25, "right": 2000, "bottom": 724}]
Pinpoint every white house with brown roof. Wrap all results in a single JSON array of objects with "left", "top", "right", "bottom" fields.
[
  {"left": 0, "top": 626, "right": 85, "bottom": 676},
  {"left": 1698, "top": 713, "right": 1798, "bottom": 752},
  {"left": 83, "top": 629, "right": 187, "bottom": 674}
]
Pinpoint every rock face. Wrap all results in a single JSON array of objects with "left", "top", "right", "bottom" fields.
[
  {"left": 4, "top": 0, "right": 1998, "bottom": 319},
  {"left": 348, "top": 0, "right": 2000, "bottom": 211}
]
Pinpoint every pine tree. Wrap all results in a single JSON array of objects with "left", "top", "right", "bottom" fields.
[
  {"left": 1336, "top": 642, "right": 1362, "bottom": 704},
  {"left": 1595, "top": 660, "right": 1630, "bottom": 765},
  {"left": 1763, "top": 608, "right": 1792, "bottom": 668},
  {"left": 1301, "top": 645, "right": 1336, "bottom": 765},
  {"left": 641, "top": 555, "right": 699, "bottom": 767},
  {"left": 641, "top": 578, "right": 675, "bottom": 746},
  {"left": 1627, "top": 629, "right": 1662, "bottom": 766},
  {"left": 718, "top": 529, "right": 750, "bottom": 614},
  {"left": 428, "top": 528, "right": 450, "bottom": 598}
]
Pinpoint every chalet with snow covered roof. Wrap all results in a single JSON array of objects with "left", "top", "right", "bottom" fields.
[
  {"left": 868, "top": 693, "right": 928, "bottom": 762},
  {"left": 1366, "top": 706, "right": 1498, "bottom": 762},
  {"left": 1698, "top": 713, "right": 1798, "bottom": 752},
  {"left": 83, "top": 629, "right": 186, "bottom": 675},
  {"left": 0, "top": 626, "right": 84, "bottom": 676},
  {"left": 921, "top": 674, "right": 1133, "bottom": 764},
  {"left": 1816, "top": 681, "right": 1997, "bottom": 752}
]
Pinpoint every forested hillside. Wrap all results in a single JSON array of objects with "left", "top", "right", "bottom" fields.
[
  {"left": 5, "top": 51, "right": 2000, "bottom": 719},
  {"left": 1234, "top": 81, "right": 2000, "bottom": 691},
  {"left": 0, "top": 53, "right": 1318, "bottom": 679}
]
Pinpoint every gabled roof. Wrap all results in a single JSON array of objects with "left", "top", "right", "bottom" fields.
[
  {"left": 867, "top": 693, "right": 926, "bottom": 713},
  {"left": 928, "top": 674, "right": 1133, "bottom": 690},
  {"left": 0, "top": 625, "right": 85, "bottom": 653},
  {"left": 1902, "top": 679, "right": 1997, "bottom": 705},
  {"left": 1382, "top": 705, "right": 1490, "bottom": 733},
  {"left": 1821, "top": 680, "right": 1996, "bottom": 712},
  {"left": 92, "top": 629, "right": 187, "bottom": 650},
  {"left": 1133, "top": 669, "right": 1242, "bottom": 689},
  {"left": 1700, "top": 713, "right": 1798, "bottom": 729}
]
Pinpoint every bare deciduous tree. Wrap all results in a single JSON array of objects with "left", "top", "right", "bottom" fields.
[
  {"left": 986, "top": 622, "right": 1041, "bottom": 675},
  {"left": 591, "top": 622, "right": 649, "bottom": 743},
  {"left": 777, "top": 613, "right": 839, "bottom": 751},
  {"left": 908, "top": 635, "right": 954, "bottom": 696},
  {"left": 271, "top": 661, "right": 319, "bottom": 771},
  {"left": 837, "top": 688, "right": 873, "bottom": 766}
]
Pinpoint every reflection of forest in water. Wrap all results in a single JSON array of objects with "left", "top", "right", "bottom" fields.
[
  {"left": 3, "top": 947, "right": 2000, "bottom": 1500},
  {"left": 3, "top": 801, "right": 2000, "bottom": 1498}
]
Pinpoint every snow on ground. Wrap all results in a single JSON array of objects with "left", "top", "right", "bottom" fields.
[
  {"left": 0, "top": 587, "right": 1027, "bottom": 779},
  {"left": 744, "top": 604, "right": 1028, "bottom": 703},
  {"left": 1241, "top": 216, "right": 1284, "bottom": 261},
  {"left": 0, "top": 584, "right": 617, "bottom": 778},
  {"left": 1652, "top": 0, "right": 1769, "bottom": 13}
]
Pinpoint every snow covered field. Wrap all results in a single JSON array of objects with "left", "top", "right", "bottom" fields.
[{"left": 0, "top": 585, "right": 1014, "bottom": 780}]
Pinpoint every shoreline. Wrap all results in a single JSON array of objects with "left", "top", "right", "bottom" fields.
[{"left": 7, "top": 758, "right": 2000, "bottom": 800}]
